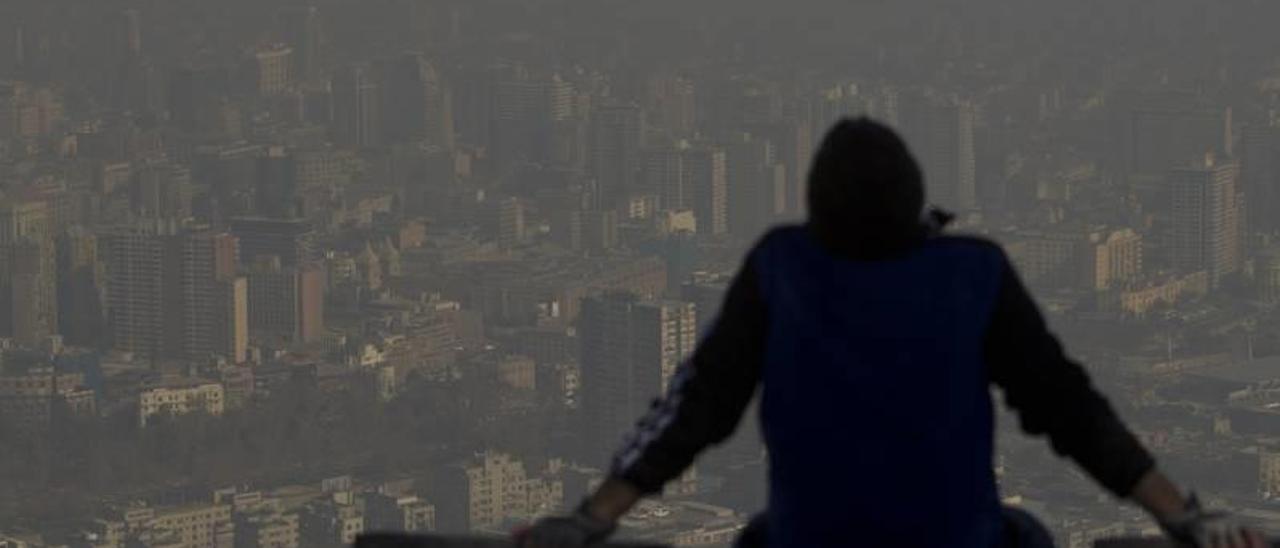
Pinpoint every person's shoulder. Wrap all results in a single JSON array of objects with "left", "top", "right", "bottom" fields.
[
  {"left": 933, "top": 233, "right": 1002, "bottom": 251},
  {"left": 752, "top": 224, "right": 807, "bottom": 250},
  {"left": 742, "top": 225, "right": 808, "bottom": 272},
  {"left": 930, "top": 234, "right": 1008, "bottom": 262}
]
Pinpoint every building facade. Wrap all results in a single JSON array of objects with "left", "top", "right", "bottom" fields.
[{"left": 579, "top": 294, "right": 696, "bottom": 465}]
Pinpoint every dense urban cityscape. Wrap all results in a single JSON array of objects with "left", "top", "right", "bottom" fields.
[{"left": 2, "top": 0, "right": 1280, "bottom": 546}]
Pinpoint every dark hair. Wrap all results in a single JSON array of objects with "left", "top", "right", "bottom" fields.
[{"left": 806, "top": 117, "right": 927, "bottom": 256}]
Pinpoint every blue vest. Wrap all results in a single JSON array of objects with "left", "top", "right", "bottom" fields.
[{"left": 753, "top": 227, "right": 1005, "bottom": 547}]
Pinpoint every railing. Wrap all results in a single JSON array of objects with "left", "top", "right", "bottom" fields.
[
  {"left": 361, "top": 533, "right": 1280, "bottom": 547},
  {"left": 356, "top": 533, "right": 669, "bottom": 548},
  {"left": 1093, "top": 540, "right": 1175, "bottom": 548},
  {"left": 1095, "top": 539, "right": 1280, "bottom": 547}
]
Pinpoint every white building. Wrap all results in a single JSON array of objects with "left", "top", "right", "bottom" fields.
[{"left": 139, "top": 381, "right": 225, "bottom": 427}]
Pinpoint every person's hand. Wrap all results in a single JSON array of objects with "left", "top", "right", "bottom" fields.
[
  {"left": 516, "top": 502, "right": 616, "bottom": 548},
  {"left": 1158, "top": 494, "right": 1268, "bottom": 548}
]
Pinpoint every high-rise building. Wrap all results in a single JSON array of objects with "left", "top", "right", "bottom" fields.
[
  {"left": 12, "top": 26, "right": 25, "bottom": 73},
  {"left": 1169, "top": 158, "right": 1243, "bottom": 286},
  {"left": 57, "top": 227, "right": 105, "bottom": 346},
  {"left": 136, "top": 64, "right": 167, "bottom": 113},
  {"left": 743, "top": 119, "right": 812, "bottom": 217},
  {"left": 659, "top": 231, "right": 699, "bottom": 294},
  {"left": 642, "top": 142, "right": 727, "bottom": 236},
  {"left": 724, "top": 132, "right": 786, "bottom": 240},
  {"left": 807, "top": 84, "right": 867, "bottom": 144},
  {"left": 642, "top": 143, "right": 689, "bottom": 212},
  {"left": 493, "top": 197, "right": 526, "bottom": 250},
  {"left": 132, "top": 161, "right": 195, "bottom": 219},
  {"left": 563, "top": 208, "right": 620, "bottom": 255},
  {"left": 379, "top": 52, "right": 452, "bottom": 148},
  {"left": 7, "top": 238, "right": 57, "bottom": 348},
  {"left": 975, "top": 121, "right": 1017, "bottom": 212},
  {"left": 647, "top": 74, "right": 697, "bottom": 138},
  {"left": 106, "top": 10, "right": 148, "bottom": 110},
  {"left": 167, "top": 62, "right": 236, "bottom": 133},
  {"left": 0, "top": 197, "right": 51, "bottom": 244},
  {"left": 491, "top": 71, "right": 573, "bottom": 169},
  {"left": 246, "top": 257, "right": 325, "bottom": 346},
  {"left": 281, "top": 6, "right": 322, "bottom": 84},
  {"left": 0, "top": 198, "right": 56, "bottom": 348},
  {"left": 1111, "top": 90, "right": 1230, "bottom": 178},
  {"left": 104, "top": 222, "right": 173, "bottom": 360},
  {"left": 230, "top": 217, "right": 314, "bottom": 267},
  {"left": 452, "top": 65, "right": 497, "bottom": 149},
  {"left": 1240, "top": 125, "right": 1280, "bottom": 237},
  {"left": 682, "top": 276, "right": 728, "bottom": 339},
  {"left": 255, "top": 146, "right": 298, "bottom": 218},
  {"left": 253, "top": 45, "right": 293, "bottom": 96},
  {"left": 896, "top": 93, "right": 977, "bottom": 211},
  {"left": 687, "top": 145, "right": 728, "bottom": 237},
  {"left": 170, "top": 231, "right": 246, "bottom": 363},
  {"left": 579, "top": 294, "right": 696, "bottom": 465},
  {"left": 105, "top": 223, "right": 246, "bottom": 362},
  {"left": 105, "top": 8, "right": 145, "bottom": 110},
  {"left": 332, "top": 65, "right": 380, "bottom": 148},
  {"left": 589, "top": 103, "right": 644, "bottom": 208},
  {"left": 116, "top": 9, "right": 143, "bottom": 60}
]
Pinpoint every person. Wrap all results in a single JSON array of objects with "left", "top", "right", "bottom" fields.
[{"left": 517, "top": 118, "right": 1266, "bottom": 548}]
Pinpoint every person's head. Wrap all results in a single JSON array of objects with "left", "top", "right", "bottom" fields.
[{"left": 806, "top": 117, "right": 927, "bottom": 256}]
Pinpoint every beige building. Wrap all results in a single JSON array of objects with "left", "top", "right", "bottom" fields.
[
  {"left": 0, "top": 366, "right": 95, "bottom": 430},
  {"left": 0, "top": 82, "right": 63, "bottom": 139},
  {"left": 254, "top": 45, "right": 293, "bottom": 96},
  {"left": 436, "top": 452, "right": 564, "bottom": 532},
  {"left": 1087, "top": 228, "right": 1143, "bottom": 291},
  {"left": 246, "top": 258, "right": 325, "bottom": 346},
  {"left": 364, "top": 493, "right": 435, "bottom": 533},
  {"left": 1260, "top": 251, "right": 1280, "bottom": 303},
  {"left": 466, "top": 353, "right": 536, "bottom": 391},
  {"left": 1005, "top": 229, "right": 1083, "bottom": 289},
  {"left": 84, "top": 491, "right": 305, "bottom": 548},
  {"left": 85, "top": 503, "right": 233, "bottom": 548},
  {"left": 1168, "top": 158, "right": 1243, "bottom": 286},
  {"left": 0, "top": 197, "right": 57, "bottom": 348},
  {"left": 300, "top": 500, "right": 363, "bottom": 547},
  {"left": 1260, "top": 449, "right": 1280, "bottom": 499},
  {"left": 234, "top": 511, "right": 300, "bottom": 548},
  {"left": 148, "top": 503, "right": 233, "bottom": 548},
  {"left": 139, "top": 381, "right": 225, "bottom": 426},
  {"left": 1118, "top": 271, "right": 1210, "bottom": 316}
]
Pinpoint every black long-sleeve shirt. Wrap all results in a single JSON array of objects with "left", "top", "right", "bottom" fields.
[{"left": 610, "top": 233, "right": 1155, "bottom": 499}]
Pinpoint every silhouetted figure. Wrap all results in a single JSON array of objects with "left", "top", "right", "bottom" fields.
[{"left": 520, "top": 118, "right": 1263, "bottom": 548}]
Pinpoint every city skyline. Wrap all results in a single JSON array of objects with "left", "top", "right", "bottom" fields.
[{"left": 3, "top": 0, "right": 1280, "bottom": 546}]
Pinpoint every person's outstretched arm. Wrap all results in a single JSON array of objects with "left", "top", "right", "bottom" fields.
[
  {"left": 985, "top": 249, "right": 1265, "bottom": 548},
  {"left": 520, "top": 250, "right": 769, "bottom": 548}
]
